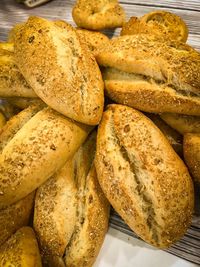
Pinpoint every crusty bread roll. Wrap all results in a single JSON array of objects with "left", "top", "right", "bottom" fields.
[
  {"left": 97, "top": 34, "right": 200, "bottom": 115},
  {"left": 0, "top": 43, "right": 36, "bottom": 98},
  {"left": 34, "top": 131, "right": 109, "bottom": 267},
  {"left": 161, "top": 113, "right": 200, "bottom": 134},
  {"left": 184, "top": 133, "right": 200, "bottom": 184},
  {"left": 0, "top": 227, "right": 42, "bottom": 266},
  {"left": 76, "top": 28, "right": 110, "bottom": 57},
  {"left": 34, "top": 159, "right": 77, "bottom": 267},
  {"left": 8, "top": 23, "right": 25, "bottom": 42},
  {"left": 147, "top": 113, "right": 182, "bottom": 156},
  {"left": 95, "top": 104, "right": 194, "bottom": 248},
  {"left": 0, "top": 106, "right": 92, "bottom": 209},
  {"left": 72, "top": 0, "right": 125, "bottom": 30},
  {"left": 121, "top": 11, "right": 188, "bottom": 42},
  {"left": 0, "top": 191, "right": 35, "bottom": 246},
  {"left": 14, "top": 16, "right": 104, "bottom": 125}
]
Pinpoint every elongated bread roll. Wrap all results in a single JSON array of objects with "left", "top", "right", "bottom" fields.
[
  {"left": 0, "top": 106, "right": 92, "bottom": 209},
  {"left": 161, "top": 113, "right": 200, "bottom": 134},
  {"left": 0, "top": 191, "right": 35, "bottom": 246},
  {"left": 0, "top": 43, "right": 36, "bottom": 98},
  {"left": 95, "top": 104, "right": 194, "bottom": 248},
  {"left": 0, "top": 227, "right": 42, "bottom": 267},
  {"left": 34, "top": 159, "right": 77, "bottom": 267},
  {"left": 72, "top": 0, "right": 125, "bottom": 30},
  {"left": 184, "top": 133, "right": 200, "bottom": 184},
  {"left": 97, "top": 35, "right": 200, "bottom": 115},
  {"left": 14, "top": 16, "right": 104, "bottom": 125},
  {"left": 121, "top": 11, "right": 188, "bottom": 42}
]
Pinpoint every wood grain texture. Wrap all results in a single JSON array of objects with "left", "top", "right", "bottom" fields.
[{"left": 0, "top": 0, "right": 200, "bottom": 264}]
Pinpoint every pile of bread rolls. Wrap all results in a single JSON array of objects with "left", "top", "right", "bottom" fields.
[{"left": 0, "top": 0, "right": 200, "bottom": 266}]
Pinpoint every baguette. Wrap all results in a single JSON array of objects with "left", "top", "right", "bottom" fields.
[
  {"left": 160, "top": 113, "right": 200, "bottom": 134},
  {"left": 72, "top": 0, "right": 125, "bottom": 30},
  {"left": 184, "top": 133, "right": 200, "bottom": 184},
  {"left": 121, "top": 11, "right": 188, "bottom": 42},
  {"left": 0, "top": 227, "right": 42, "bottom": 267},
  {"left": 0, "top": 192, "right": 35, "bottom": 246},
  {"left": 0, "top": 106, "right": 92, "bottom": 209},
  {"left": 14, "top": 17, "right": 104, "bottom": 125},
  {"left": 95, "top": 104, "right": 194, "bottom": 248},
  {"left": 0, "top": 43, "right": 36, "bottom": 98}
]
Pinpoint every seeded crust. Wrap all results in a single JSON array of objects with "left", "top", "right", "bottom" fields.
[
  {"left": 34, "top": 159, "right": 77, "bottom": 267},
  {"left": 76, "top": 28, "right": 110, "bottom": 57},
  {"left": 14, "top": 17, "right": 104, "bottom": 125},
  {"left": 184, "top": 134, "right": 200, "bottom": 184},
  {"left": 65, "top": 131, "right": 110, "bottom": 267},
  {"left": 72, "top": 0, "right": 125, "bottom": 30},
  {"left": 95, "top": 104, "right": 194, "bottom": 248},
  {"left": 161, "top": 113, "right": 200, "bottom": 134},
  {"left": 0, "top": 192, "right": 35, "bottom": 247},
  {"left": 121, "top": 11, "right": 188, "bottom": 42},
  {"left": 0, "top": 43, "right": 36, "bottom": 98},
  {"left": 0, "top": 106, "right": 92, "bottom": 209},
  {"left": 97, "top": 34, "right": 200, "bottom": 98},
  {"left": 0, "top": 227, "right": 42, "bottom": 266},
  {"left": 8, "top": 23, "right": 25, "bottom": 42},
  {"left": 7, "top": 97, "right": 45, "bottom": 110},
  {"left": 102, "top": 67, "right": 200, "bottom": 115}
]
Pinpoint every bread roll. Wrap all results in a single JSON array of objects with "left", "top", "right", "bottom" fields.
[
  {"left": 121, "top": 11, "right": 188, "bottom": 42},
  {"left": 14, "top": 16, "right": 104, "bottom": 125},
  {"left": 184, "top": 133, "right": 200, "bottom": 184},
  {"left": 0, "top": 43, "right": 36, "bottom": 98},
  {"left": 97, "top": 35, "right": 200, "bottom": 115},
  {"left": 34, "top": 159, "right": 77, "bottom": 267},
  {"left": 72, "top": 0, "right": 125, "bottom": 30},
  {"left": 0, "top": 227, "right": 42, "bottom": 266},
  {"left": 0, "top": 192, "right": 35, "bottom": 246},
  {"left": 161, "top": 113, "right": 200, "bottom": 134},
  {"left": 0, "top": 106, "right": 92, "bottom": 209},
  {"left": 95, "top": 104, "right": 194, "bottom": 248}
]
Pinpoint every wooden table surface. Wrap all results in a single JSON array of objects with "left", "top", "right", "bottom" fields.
[{"left": 0, "top": 0, "right": 200, "bottom": 264}]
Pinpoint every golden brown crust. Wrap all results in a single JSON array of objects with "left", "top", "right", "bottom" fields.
[
  {"left": 95, "top": 104, "right": 194, "bottom": 248},
  {"left": 65, "top": 165, "right": 110, "bottom": 267},
  {"left": 97, "top": 35, "right": 200, "bottom": 97},
  {"left": 0, "top": 227, "right": 42, "bottom": 266},
  {"left": 160, "top": 113, "right": 200, "bottom": 134},
  {"left": 0, "top": 43, "right": 36, "bottom": 98},
  {"left": 15, "top": 17, "right": 104, "bottom": 125},
  {"left": 0, "top": 192, "right": 35, "bottom": 246},
  {"left": 103, "top": 67, "right": 200, "bottom": 116},
  {"left": 184, "top": 133, "right": 200, "bottom": 184},
  {"left": 34, "top": 159, "right": 77, "bottom": 266},
  {"left": 7, "top": 97, "right": 45, "bottom": 110},
  {"left": 0, "top": 106, "right": 92, "bottom": 209},
  {"left": 0, "top": 112, "right": 6, "bottom": 129},
  {"left": 76, "top": 28, "right": 110, "bottom": 57},
  {"left": 121, "top": 11, "right": 188, "bottom": 42},
  {"left": 72, "top": 0, "right": 125, "bottom": 30},
  {"left": 8, "top": 23, "right": 25, "bottom": 42}
]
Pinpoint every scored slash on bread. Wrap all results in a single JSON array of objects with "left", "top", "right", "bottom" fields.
[
  {"left": 14, "top": 16, "right": 104, "bottom": 125},
  {"left": 72, "top": 0, "right": 125, "bottom": 30},
  {"left": 0, "top": 105, "right": 92, "bottom": 209},
  {"left": 97, "top": 34, "right": 200, "bottom": 115},
  {"left": 95, "top": 104, "right": 194, "bottom": 248}
]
